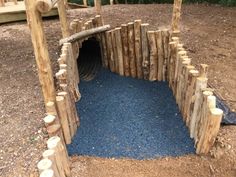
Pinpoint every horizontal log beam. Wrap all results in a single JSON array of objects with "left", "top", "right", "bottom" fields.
[
  {"left": 36, "top": 0, "right": 59, "bottom": 13},
  {"left": 59, "top": 25, "right": 111, "bottom": 45}
]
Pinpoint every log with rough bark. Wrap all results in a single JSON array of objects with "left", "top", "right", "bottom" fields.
[
  {"left": 105, "top": 31, "right": 115, "bottom": 72},
  {"left": 36, "top": 0, "right": 58, "bottom": 13},
  {"left": 111, "top": 29, "right": 119, "bottom": 73},
  {"left": 128, "top": 22, "right": 136, "bottom": 78},
  {"left": 147, "top": 31, "right": 158, "bottom": 81},
  {"left": 59, "top": 25, "right": 111, "bottom": 45},
  {"left": 47, "top": 136, "right": 71, "bottom": 177},
  {"left": 94, "top": 0, "right": 101, "bottom": 15},
  {"left": 134, "top": 20, "right": 143, "bottom": 79},
  {"left": 141, "top": 23, "right": 149, "bottom": 80},
  {"left": 0, "top": 0, "right": 5, "bottom": 7},
  {"left": 121, "top": 24, "right": 130, "bottom": 77},
  {"left": 168, "top": 41, "right": 177, "bottom": 90},
  {"left": 171, "top": 0, "right": 183, "bottom": 32},
  {"left": 42, "top": 149, "right": 61, "bottom": 177},
  {"left": 57, "top": 0, "right": 70, "bottom": 38},
  {"left": 155, "top": 30, "right": 163, "bottom": 81},
  {"left": 115, "top": 28, "right": 124, "bottom": 76},
  {"left": 37, "top": 158, "right": 53, "bottom": 173},
  {"left": 162, "top": 29, "right": 170, "bottom": 81},
  {"left": 56, "top": 96, "right": 71, "bottom": 144}
]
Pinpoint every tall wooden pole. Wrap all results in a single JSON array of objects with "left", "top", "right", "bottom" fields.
[
  {"left": 94, "top": 0, "right": 101, "bottom": 15},
  {"left": 171, "top": 0, "right": 182, "bottom": 33},
  {"left": 57, "top": 0, "right": 70, "bottom": 38},
  {"left": 24, "top": 0, "right": 56, "bottom": 104}
]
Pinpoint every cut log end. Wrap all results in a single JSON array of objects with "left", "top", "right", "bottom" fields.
[
  {"left": 40, "top": 169, "right": 54, "bottom": 177},
  {"left": 211, "top": 108, "right": 223, "bottom": 116}
]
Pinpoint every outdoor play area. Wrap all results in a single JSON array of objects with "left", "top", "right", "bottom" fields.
[{"left": 0, "top": 0, "right": 236, "bottom": 177}]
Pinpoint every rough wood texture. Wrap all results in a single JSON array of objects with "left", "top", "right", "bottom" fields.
[
  {"left": 155, "top": 30, "right": 163, "bottom": 81},
  {"left": 162, "top": 29, "right": 170, "bottom": 81},
  {"left": 141, "top": 23, "right": 149, "bottom": 80},
  {"left": 36, "top": 0, "right": 58, "bottom": 13},
  {"left": 24, "top": 0, "right": 56, "bottom": 105},
  {"left": 171, "top": 0, "right": 183, "bottom": 32},
  {"left": 147, "top": 31, "right": 158, "bottom": 81},
  {"left": 94, "top": 0, "right": 101, "bottom": 15},
  {"left": 47, "top": 136, "right": 71, "bottom": 177},
  {"left": 168, "top": 41, "right": 177, "bottom": 90},
  {"left": 83, "top": 0, "right": 87, "bottom": 6},
  {"left": 60, "top": 25, "right": 111, "bottom": 45},
  {"left": 115, "top": 27, "right": 124, "bottom": 76},
  {"left": 111, "top": 29, "right": 119, "bottom": 73},
  {"left": 128, "top": 22, "right": 136, "bottom": 78},
  {"left": 57, "top": 0, "right": 70, "bottom": 38},
  {"left": 121, "top": 24, "right": 130, "bottom": 77},
  {"left": 56, "top": 96, "right": 71, "bottom": 144},
  {"left": 134, "top": 20, "right": 143, "bottom": 79},
  {"left": 37, "top": 158, "right": 52, "bottom": 173},
  {"left": 105, "top": 31, "right": 115, "bottom": 72}
]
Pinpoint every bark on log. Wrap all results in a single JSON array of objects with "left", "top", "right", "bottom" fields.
[
  {"left": 105, "top": 31, "right": 115, "bottom": 72},
  {"left": 115, "top": 28, "right": 124, "bottom": 76},
  {"left": 147, "top": 31, "right": 158, "bottom": 81},
  {"left": 162, "top": 29, "right": 170, "bottom": 81},
  {"left": 36, "top": 0, "right": 59, "bottom": 13},
  {"left": 141, "top": 23, "right": 149, "bottom": 80},
  {"left": 111, "top": 29, "right": 119, "bottom": 73},
  {"left": 171, "top": 0, "right": 183, "bottom": 32},
  {"left": 128, "top": 22, "right": 136, "bottom": 78},
  {"left": 121, "top": 24, "right": 130, "bottom": 77},
  {"left": 155, "top": 30, "right": 163, "bottom": 81},
  {"left": 60, "top": 25, "right": 111, "bottom": 45}
]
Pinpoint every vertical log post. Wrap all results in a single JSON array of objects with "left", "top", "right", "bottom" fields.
[
  {"left": 115, "top": 28, "right": 124, "bottom": 76},
  {"left": 24, "top": 0, "right": 56, "bottom": 105},
  {"left": 94, "top": 0, "right": 101, "bottom": 15},
  {"left": 105, "top": 31, "right": 115, "bottom": 72},
  {"left": 57, "top": 0, "right": 70, "bottom": 38},
  {"left": 42, "top": 150, "right": 61, "bottom": 177},
  {"left": 141, "top": 23, "right": 149, "bottom": 80},
  {"left": 147, "top": 31, "right": 158, "bottom": 81},
  {"left": 121, "top": 24, "right": 130, "bottom": 77},
  {"left": 111, "top": 29, "right": 119, "bottom": 73},
  {"left": 0, "top": 0, "right": 5, "bottom": 7},
  {"left": 171, "top": 0, "right": 183, "bottom": 34},
  {"left": 128, "top": 22, "right": 136, "bottom": 78},
  {"left": 40, "top": 169, "right": 55, "bottom": 177},
  {"left": 162, "top": 29, "right": 170, "bottom": 81},
  {"left": 155, "top": 30, "right": 164, "bottom": 81},
  {"left": 83, "top": 0, "right": 87, "bottom": 6},
  {"left": 134, "top": 20, "right": 143, "bottom": 79},
  {"left": 37, "top": 158, "right": 53, "bottom": 174}
]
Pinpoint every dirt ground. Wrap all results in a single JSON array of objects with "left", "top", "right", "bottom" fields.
[{"left": 0, "top": 4, "right": 236, "bottom": 177}]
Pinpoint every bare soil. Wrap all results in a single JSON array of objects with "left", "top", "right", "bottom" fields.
[{"left": 0, "top": 4, "right": 235, "bottom": 177}]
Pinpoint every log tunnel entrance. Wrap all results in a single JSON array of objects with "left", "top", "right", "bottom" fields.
[
  {"left": 68, "top": 37, "right": 195, "bottom": 159},
  {"left": 77, "top": 37, "right": 102, "bottom": 81}
]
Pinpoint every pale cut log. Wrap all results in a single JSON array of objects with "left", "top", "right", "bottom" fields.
[
  {"left": 141, "top": 23, "right": 149, "bottom": 80},
  {"left": 147, "top": 31, "right": 158, "bottom": 81},
  {"left": 196, "top": 108, "right": 223, "bottom": 154},
  {"left": 121, "top": 24, "right": 130, "bottom": 77},
  {"left": 172, "top": 30, "right": 180, "bottom": 38},
  {"left": 155, "top": 30, "right": 163, "bottom": 81},
  {"left": 111, "top": 29, "right": 119, "bottom": 73},
  {"left": 47, "top": 124, "right": 62, "bottom": 138},
  {"left": 105, "top": 31, "right": 115, "bottom": 72},
  {"left": 94, "top": 0, "right": 101, "bottom": 15},
  {"left": 57, "top": 0, "right": 70, "bottom": 38},
  {"left": 56, "top": 96, "right": 71, "bottom": 144},
  {"left": 134, "top": 20, "right": 143, "bottom": 79},
  {"left": 189, "top": 77, "right": 208, "bottom": 138},
  {"left": 171, "top": 0, "right": 183, "bottom": 32},
  {"left": 24, "top": 0, "right": 56, "bottom": 104},
  {"left": 168, "top": 41, "right": 177, "bottom": 90},
  {"left": 171, "top": 37, "right": 179, "bottom": 43},
  {"left": 44, "top": 115, "right": 56, "bottom": 127},
  {"left": 37, "top": 158, "right": 52, "bottom": 173},
  {"left": 56, "top": 69, "right": 67, "bottom": 85},
  {"left": 40, "top": 169, "right": 54, "bottom": 177},
  {"left": 60, "top": 64, "right": 67, "bottom": 70},
  {"left": 46, "top": 102, "right": 57, "bottom": 116},
  {"left": 115, "top": 28, "right": 124, "bottom": 76},
  {"left": 200, "top": 64, "right": 208, "bottom": 78},
  {"left": 58, "top": 91, "right": 77, "bottom": 137},
  {"left": 47, "top": 136, "right": 71, "bottom": 177},
  {"left": 60, "top": 25, "right": 111, "bottom": 45},
  {"left": 83, "top": 0, "right": 87, "bottom": 6},
  {"left": 0, "top": 0, "right": 5, "bottom": 7},
  {"left": 42, "top": 150, "right": 61, "bottom": 177},
  {"left": 36, "top": 0, "right": 58, "bottom": 13},
  {"left": 69, "top": 20, "right": 79, "bottom": 59},
  {"left": 128, "top": 22, "right": 136, "bottom": 78},
  {"left": 184, "top": 69, "right": 199, "bottom": 127}
]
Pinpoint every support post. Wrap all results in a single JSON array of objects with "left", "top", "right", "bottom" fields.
[
  {"left": 94, "top": 0, "right": 101, "bottom": 15},
  {"left": 171, "top": 0, "right": 183, "bottom": 33},
  {"left": 57, "top": 0, "right": 70, "bottom": 38}
]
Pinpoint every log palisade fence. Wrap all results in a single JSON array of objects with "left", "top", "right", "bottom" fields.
[{"left": 24, "top": 0, "right": 223, "bottom": 176}]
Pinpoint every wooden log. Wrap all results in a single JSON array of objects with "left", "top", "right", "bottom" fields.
[
  {"left": 24, "top": 0, "right": 56, "bottom": 104},
  {"left": 40, "top": 169, "right": 54, "bottom": 177},
  {"left": 46, "top": 102, "right": 57, "bottom": 116},
  {"left": 196, "top": 102, "right": 223, "bottom": 154},
  {"left": 121, "top": 24, "right": 130, "bottom": 77},
  {"left": 42, "top": 150, "right": 61, "bottom": 177},
  {"left": 115, "top": 28, "right": 124, "bottom": 76},
  {"left": 111, "top": 29, "right": 119, "bottom": 73},
  {"left": 94, "top": 0, "right": 101, "bottom": 15},
  {"left": 47, "top": 123, "right": 62, "bottom": 138},
  {"left": 57, "top": 0, "right": 70, "bottom": 38},
  {"left": 128, "top": 22, "right": 136, "bottom": 78},
  {"left": 83, "top": 0, "right": 87, "bottom": 6},
  {"left": 147, "top": 31, "right": 158, "bottom": 81},
  {"left": 47, "top": 136, "right": 71, "bottom": 177},
  {"left": 56, "top": 96, "right": 71, "bottom": 144},
  {"left": 155, "top": 30, "right": 163, "bottom": 81},
  {"left": 58, "top": 91, "right": 77, "bottom": 137},
  {"left": 56, "top": 69, "right": 67, "bottom": 85},
  {"left": 134, "top": 20, "right": 143, "bottom": 79},
  {"left": 0, "top": 0, "right": 5, "bottom": 7},
  {"left": 105, "top": 31, "right": 115, "bottom": 72},
  {"left": 36, "top": 0, "right": 58, "bottom": 13},
  {"left": 189, "top": 77, "right": 208, "bottom": 138},
  {"left": 168, "top": 41, "right": 177, "bottom": 90},
  {"left": 110, "top": 0, "right": 113, "bottom": 5},
  {"left": 141, "top": 23, "right": 149, "bottom": 80},
  {"left": 44, "top": 115, "right": 56, "bottom": 127},
  {"left": 171, "top": 0, "right": 183, "bottom": 32},
  {"left": 184, "top": 69, "right": 199, "bottom": 127},
  {"left": 37, "top": 158, "right": 52, "bottom": 173},
  {"left": 172, "top": 30, "right": 180, "bottom": 38},
  {"left": 69, "top": 20, "right": 79, "bottom": 59},
  {"left": 60, "top": 25, "right": 111, "bottom": 45},
  {"left": 162, "top": 29, "right": 170, "bottom": 81}
]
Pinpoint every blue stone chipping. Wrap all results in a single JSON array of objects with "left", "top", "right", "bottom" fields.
[{"left": 67, "top": 69, "right": 195, "bottom": 159}]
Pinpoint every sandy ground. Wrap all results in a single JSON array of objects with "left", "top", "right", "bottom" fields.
[{"left": 0, "top": 4, "right": 235, "bottom": 177}]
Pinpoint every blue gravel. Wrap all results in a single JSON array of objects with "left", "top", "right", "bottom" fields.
[{"left": 67, "top": 69, "right": 195, "bottom": 159}]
